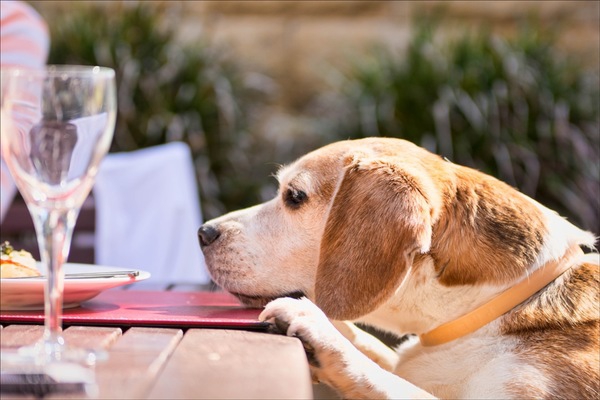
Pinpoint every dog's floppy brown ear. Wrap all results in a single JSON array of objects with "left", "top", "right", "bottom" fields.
[{"left": 315, "top": 155, "right": 434, "bottom": 320}]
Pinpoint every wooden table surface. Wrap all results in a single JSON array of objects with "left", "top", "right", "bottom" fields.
[
  {"left": 0, "top": 324, "right": 313, "bottom": 399},
  {"left": 0, "top": 284, "right": 315, "bottom": 399}
]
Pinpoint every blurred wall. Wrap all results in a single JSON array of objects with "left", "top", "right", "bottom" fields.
[
  {"left": 182, "top": 0, "right": 600, "bottom": 111},
  {"left": 31, "top": 0, "right": 599, "bottom": 115}
]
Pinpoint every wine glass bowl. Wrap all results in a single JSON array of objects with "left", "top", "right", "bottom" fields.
[{"left": 1, "top": 65, "right": 116, "bottom": 366}]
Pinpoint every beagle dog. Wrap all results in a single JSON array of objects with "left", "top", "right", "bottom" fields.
[{"left": 198, "top": 137, "right": 599, "bottom": 399}]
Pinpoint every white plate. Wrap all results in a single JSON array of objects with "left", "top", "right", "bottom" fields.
[{"left": 0, "top": 263, "right": 150, "bottom": 311}]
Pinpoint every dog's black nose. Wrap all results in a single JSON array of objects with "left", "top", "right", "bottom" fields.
[{"left": 198, "top": 224, "right": 220, "bottom": 247}]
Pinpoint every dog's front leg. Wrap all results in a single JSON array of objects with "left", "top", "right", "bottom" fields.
[
  {"left": 260, "top": 297, "right": 435, "bottom": 399},
  {"left": 332, "top": 320, "right": 400, "bottom": 372}
]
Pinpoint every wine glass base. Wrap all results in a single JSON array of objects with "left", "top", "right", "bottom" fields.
[{"left": 0, "top": 356, "right": 99, "bottom": 398}]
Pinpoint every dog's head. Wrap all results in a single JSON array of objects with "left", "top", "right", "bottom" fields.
[{"left": 199, "top": 138, "right": 594, "bottom": 320}]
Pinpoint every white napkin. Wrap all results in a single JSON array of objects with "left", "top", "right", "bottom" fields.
[{"left": 93, "top": 142, "right": 210, "bottom": 285}]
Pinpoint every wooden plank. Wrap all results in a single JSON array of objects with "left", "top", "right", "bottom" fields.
[
  {"left": 148, "top": 329, "right": 313, "bottom": 400},
  {"left": 0, "top": 325, "right": 44, "bottom": 348},
  {"left": 0, "top": 325, "right": 121, "bottom": 350},
  {"left": 0, "top": 326, "right": 181, "bottom": 400},
  {"left": 62, "top": 326, "right": 122, "bottom": 349},
  {"left": 0, "top": 326, "right": 122, "bottom": 400},
  {"left": 93, "top": 327, "right": 183, "bottom": 399}
]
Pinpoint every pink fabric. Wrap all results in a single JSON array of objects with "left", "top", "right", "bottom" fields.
[
  {"left": 0, "top": 1, "right": 49, "bottom": 68},
  {"left": 0, "top": 1, "right": 50, "bottom": 222}
]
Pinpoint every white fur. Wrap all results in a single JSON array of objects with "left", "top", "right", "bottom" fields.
[
  {"left": 522, "top": 193, "right": 597, "bottom": 271},
  {"left": 358, "top": 256, "right": 517, "bottom": 335}
]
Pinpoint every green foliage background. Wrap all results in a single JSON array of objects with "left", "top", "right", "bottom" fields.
[
  {"left": 45, "top": 3, "right": 599, "bottom": 233},
  {"left": 46, "top": 2, "right": 265, "bottom": 220},
  {"left": 323, "top": 21, "right": 600, "bottom": 232}
]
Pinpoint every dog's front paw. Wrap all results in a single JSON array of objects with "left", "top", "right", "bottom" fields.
[
  {"left": 260, "top": 297, "right": 329, "bottom": 337},
  {"left": 259, "top": 297, "right": 346, "bottom": 369}
]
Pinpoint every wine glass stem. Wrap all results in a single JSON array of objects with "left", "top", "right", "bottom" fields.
[{"left": 30, "top": 205, "right": 79, "bottom": 354}]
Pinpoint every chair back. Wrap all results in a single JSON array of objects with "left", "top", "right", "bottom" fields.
[{"left": 93, "top": 142, "right": 210, "bottom": 285}]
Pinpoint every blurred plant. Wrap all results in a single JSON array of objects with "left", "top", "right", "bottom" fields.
[
  {"left": 46, "top": 2, "right": 266, "bottom": 219},
  {"left": 326, "top": 20, "right": 600, "bottom": 233},
  {"left": 42, "top": 2, "right": 600, "bottom": 232}
]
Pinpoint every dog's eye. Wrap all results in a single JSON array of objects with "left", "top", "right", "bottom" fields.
[{"left": 284, "top": 188, "right": 307, "bottom": 209}]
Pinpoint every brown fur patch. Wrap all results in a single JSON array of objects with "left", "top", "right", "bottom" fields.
[
  {"left": 502, "top": 262, "right": 600, "bottom": 398},
  {"left": 431, "top": 167, "right": 547, "bottom": 286},
  {"left": 315, "top": 156, "right": 435, "bottom": 320}
]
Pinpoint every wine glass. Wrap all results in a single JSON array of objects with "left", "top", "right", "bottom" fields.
[{"left": 1, "top": 65, "right": 116, "bottom": 366}]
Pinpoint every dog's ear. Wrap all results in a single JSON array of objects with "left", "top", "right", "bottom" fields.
[{"left": 315, "top": 155, "right": 434, "bottom": 320}]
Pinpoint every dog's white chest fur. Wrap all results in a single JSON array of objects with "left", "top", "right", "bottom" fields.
[{"left": 394, "top": 332, "right": 544, "bottom": 398}]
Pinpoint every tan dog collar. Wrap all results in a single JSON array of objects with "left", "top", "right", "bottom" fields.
[{"left": 419, "top": 244, "right": 583, "bottom": 347}]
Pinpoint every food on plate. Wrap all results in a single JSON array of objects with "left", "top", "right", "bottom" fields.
[{"left": 0, "top": 241, "right": 41, "bottom": 278}]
